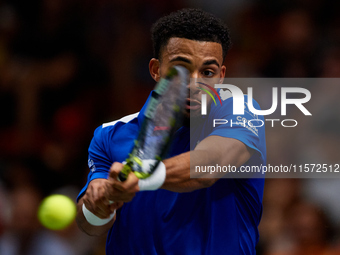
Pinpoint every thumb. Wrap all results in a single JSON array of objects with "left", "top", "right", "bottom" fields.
[{"left": 109, "top": 162, "right": 124, "bottom": 180}]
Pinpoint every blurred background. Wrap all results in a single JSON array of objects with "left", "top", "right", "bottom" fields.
[{"left": 0, "top": 0, "right": 339, "bottom": 254}]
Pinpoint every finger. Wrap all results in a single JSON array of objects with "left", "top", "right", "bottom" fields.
[
  {"left": 103, "top": 179, "right": 118, "bottom": 200},
  {"left": 91, "top": 199, "right": 113, "bottom": 219},
  {"left": 109, "top": 162, "right": 124, "bottom": 180},
  {"left": 122, "top": 172, "right": 140, "bottom": 192},
  {"left": 96, "top": 186, "right": 112, "bottom": 208},
  {"left": 106, "top": 185, "right": 136, "bottom": 202},
  {"left": 88, "top": 187, "right": 112, "bottom": 218},
  {"left": 106, "top": 188, "right": 135, "bottom": 203},
  {"left": 111, "top": 172, "right": 139, "bottom": 193},
  {"left": 84, "top": 196, "right": 108, "bottom": 219},
  {"left": 90, "top": 184, "right": 98, "bottom": 200},
  {"left": 103, "top": 180, "right": 134, "bottom": 203}
]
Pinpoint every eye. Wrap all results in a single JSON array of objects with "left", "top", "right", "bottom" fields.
[{"left": 202, "top": 70, "right": 215, "bottom": 77}]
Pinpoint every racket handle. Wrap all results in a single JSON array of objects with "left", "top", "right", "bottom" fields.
[
  {"left": 117, "top": 172, "right": 127, "bottom": 182},
  {"left": 118, "top": 160, "right": 133, "bottom": 182}
]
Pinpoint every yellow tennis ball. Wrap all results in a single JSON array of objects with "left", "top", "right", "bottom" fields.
[{"left": 38, "top": 194, "right": 76, "bottom": 230}]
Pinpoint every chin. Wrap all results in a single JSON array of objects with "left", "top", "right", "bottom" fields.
[{"left": 188, "top": 109, "right": 202, "bottom": 119}]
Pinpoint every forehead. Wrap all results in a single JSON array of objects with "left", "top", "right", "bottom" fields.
[{"left": 160, "top": 37, "right": 223, "bottom": 63}]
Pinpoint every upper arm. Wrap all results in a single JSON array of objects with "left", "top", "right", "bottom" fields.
[{"left": 194, "top": 135, "right": 254, "bottom": 168}]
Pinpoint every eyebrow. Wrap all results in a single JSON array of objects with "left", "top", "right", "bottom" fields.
[
  {"left": 169, "top": 56, "right": 192, "bottom": 64},
  {"left": 203, "top": 59, "right": 220, "bottom": 68},
  {"left": 169, "top": 56, "right": 220, "bottom": 68}
]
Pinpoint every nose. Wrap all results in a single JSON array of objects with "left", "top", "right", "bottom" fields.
[
  {"left": 190, "top": 70, "right": 200, "bottom": 79},
  {"left": 187, "top": 80, "right": 200, "bottom": 97},
  {"left": 186, "top": 71, "right": 201, "bottom": 95}
]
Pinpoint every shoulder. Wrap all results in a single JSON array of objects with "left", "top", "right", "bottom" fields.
[
  {"left": 95, "top": 112, "right": 139, "bottom": 137},
  {"left": 90, "top": 112, "right": 140, "bottom": 150},
  {"left": 101, "top": 112, "right": 139, "bottom": 129}
]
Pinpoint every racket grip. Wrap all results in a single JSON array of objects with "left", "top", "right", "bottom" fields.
[
  {"left": 117, "top": 172, "right": 127, "bottom": 182},
  {"left": 118, "top": 161, "right": 133, "bottom": 182}
]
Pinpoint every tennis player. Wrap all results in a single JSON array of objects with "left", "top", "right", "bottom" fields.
[{"left": 76, "top": 8, "right": 266, "bottom": 255}]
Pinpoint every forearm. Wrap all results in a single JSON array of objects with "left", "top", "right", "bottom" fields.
[
  {"left": 161, "top": 136, "right": 253, "bottom": 193},
  {"left": 161, "top": 151, "right": 218, "bottom": 192},
  {"left": 76, "top": 197, "right": 115, "bottom": 236}
]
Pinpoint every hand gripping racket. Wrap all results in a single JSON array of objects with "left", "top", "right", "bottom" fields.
[{"left": 118, "top": 66, "right": 189, "bottom": 181}]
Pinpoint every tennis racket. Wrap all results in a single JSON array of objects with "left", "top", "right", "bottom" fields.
[{"left": 118, "top": 66, "right": 189, "bottom": 181}]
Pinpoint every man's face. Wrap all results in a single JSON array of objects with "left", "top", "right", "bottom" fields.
[{"left": 150, "top": 37, "right": 226, "bottom": 120}]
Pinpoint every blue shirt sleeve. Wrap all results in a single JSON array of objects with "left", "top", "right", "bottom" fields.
[
  {"left": 208, "top": 95, "right": 266, "bottom": 163},
  {"left": 77, "top": 126, "right": 114, "bottom": 201}
]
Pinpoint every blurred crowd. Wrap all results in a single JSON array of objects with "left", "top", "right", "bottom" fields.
[{"left": 0, "top": 0, "right": 339, "bottom": 254}]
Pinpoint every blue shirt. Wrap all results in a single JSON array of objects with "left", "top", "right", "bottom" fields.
[{"left": 78, "top": 91, "right": 266, "bottom": 255}]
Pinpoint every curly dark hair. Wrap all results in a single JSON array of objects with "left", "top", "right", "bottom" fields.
[{"left": 151, "top": 8, "right": 231, "bottom": 61}]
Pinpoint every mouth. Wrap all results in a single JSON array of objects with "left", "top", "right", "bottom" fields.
[{"left": 186, "top": 98, "right": 201, "bottom": 110}]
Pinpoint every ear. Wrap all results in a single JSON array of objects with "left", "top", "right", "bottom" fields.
[
  {"left": 219, "top": 65, "right": 226, "bottom": 83},
  {"left": 149, "top": 58, "right": 161, "bottom": 82}
]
